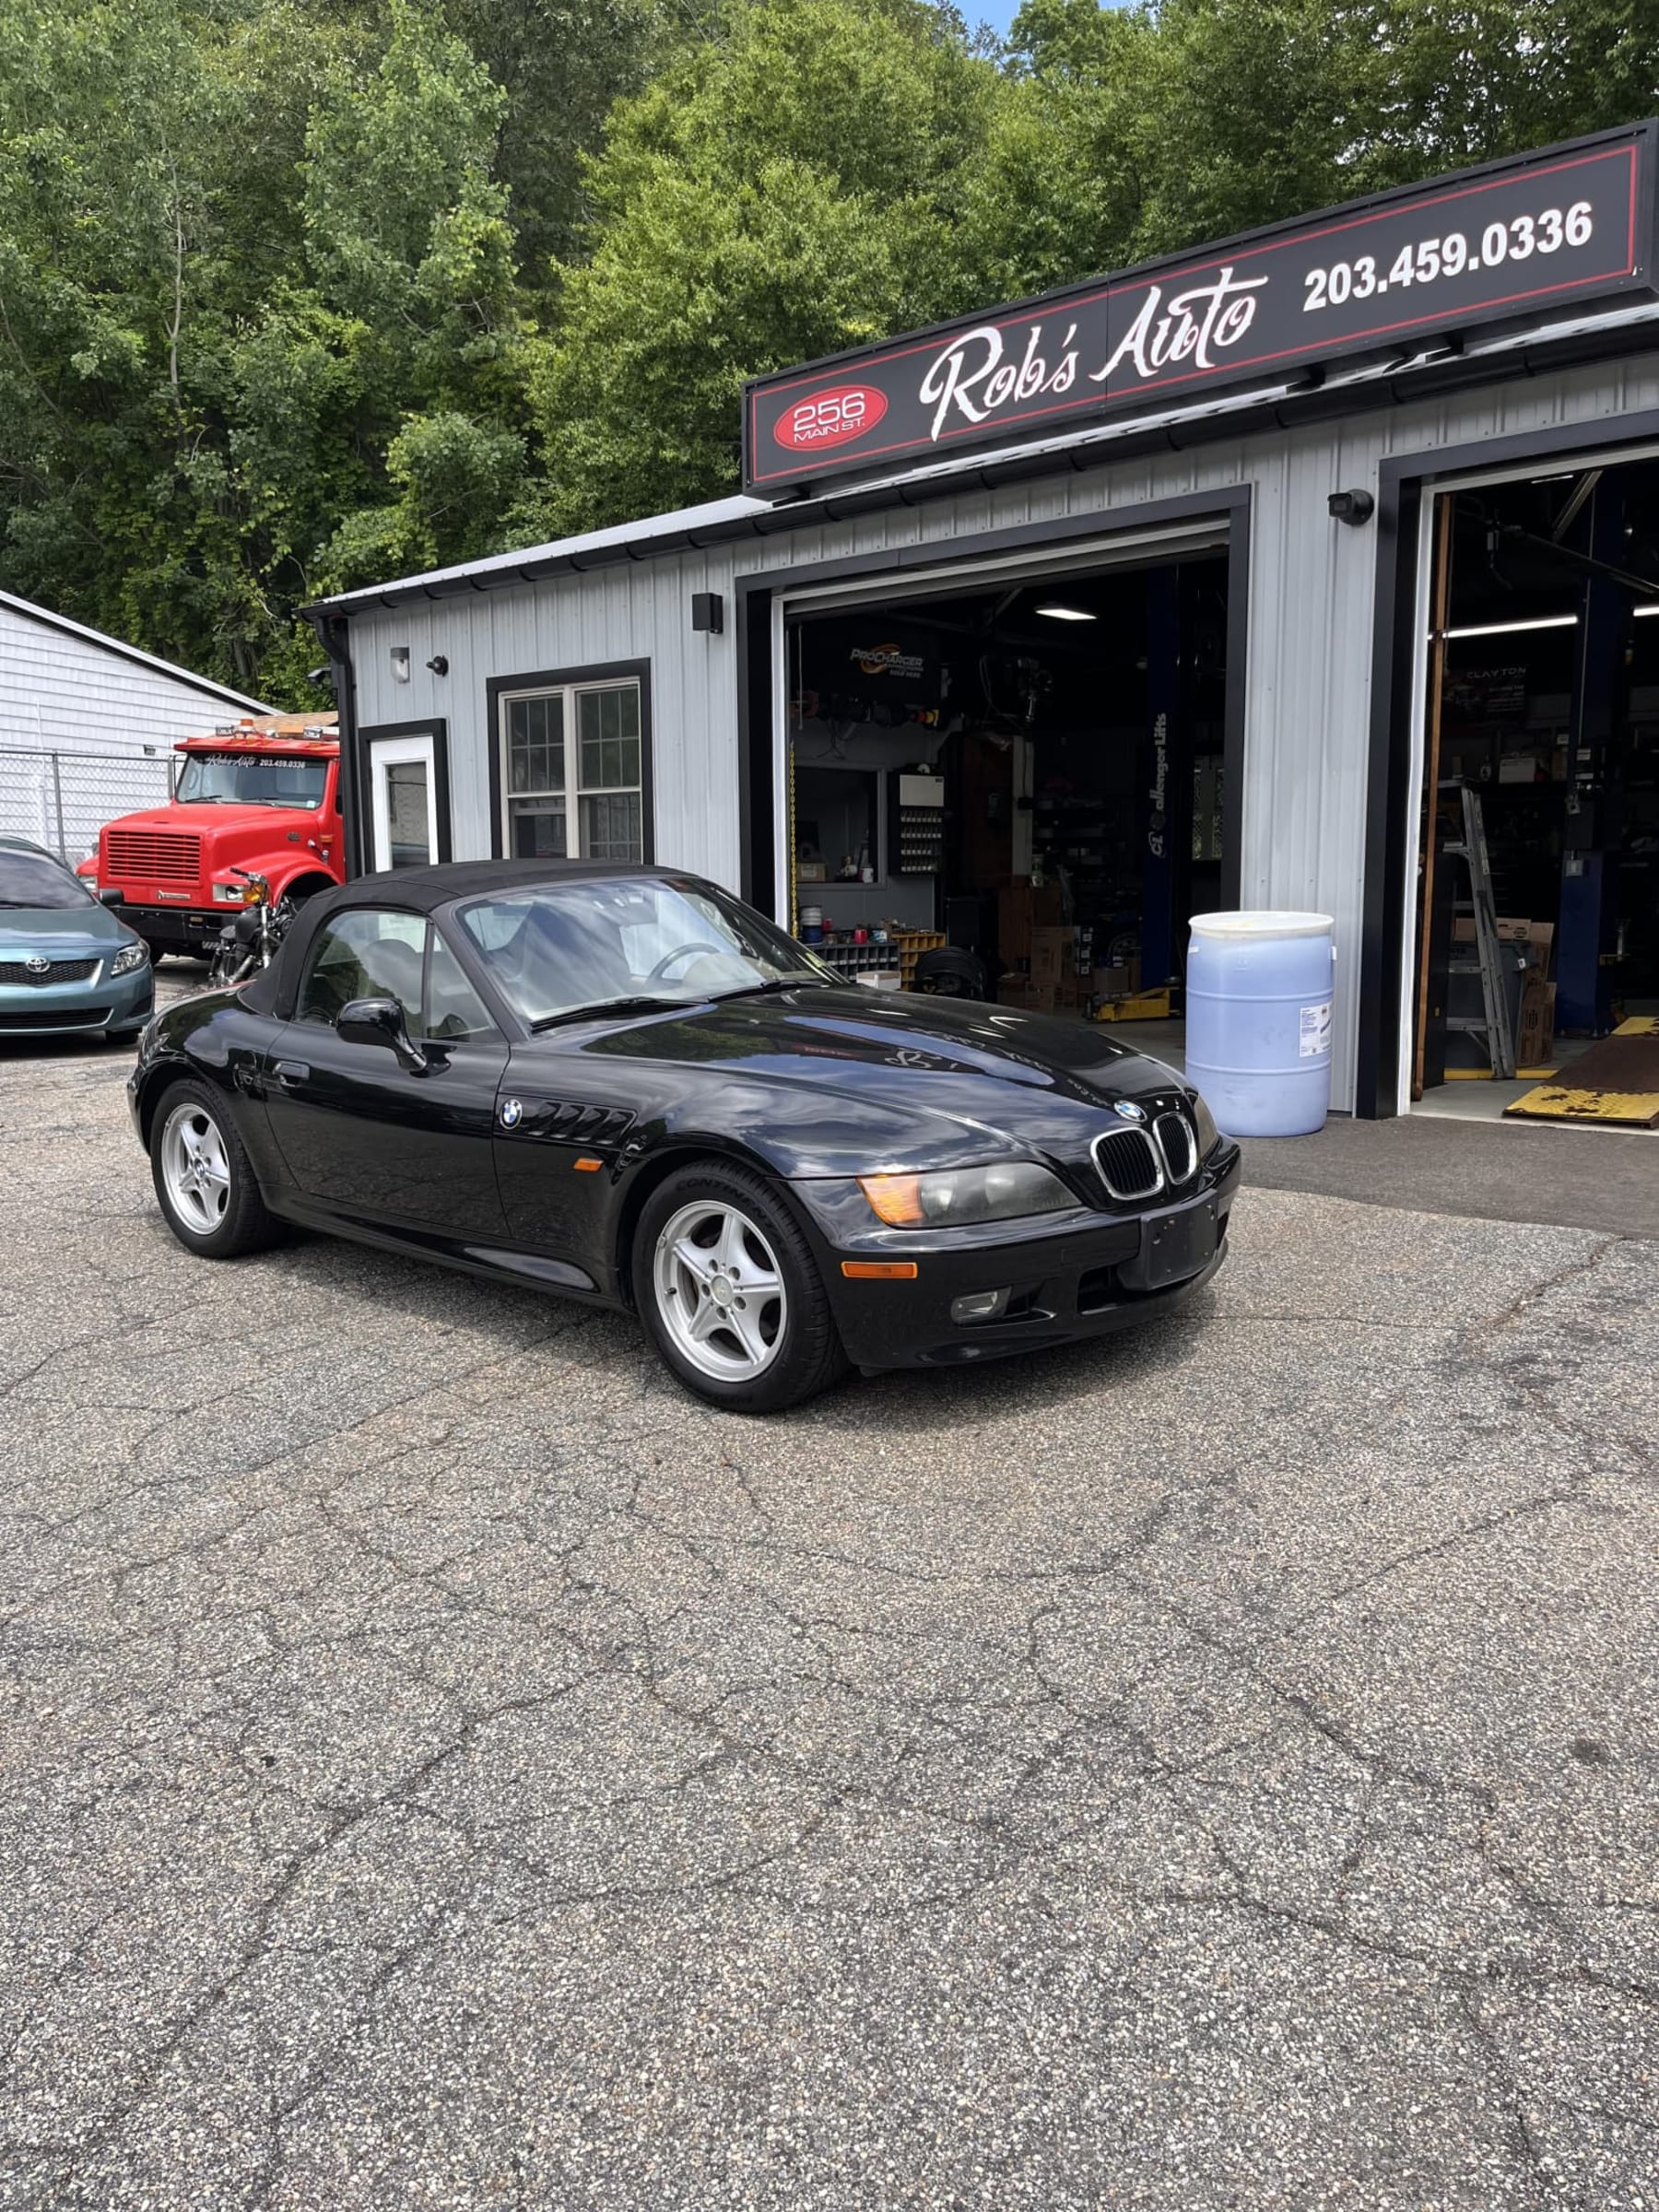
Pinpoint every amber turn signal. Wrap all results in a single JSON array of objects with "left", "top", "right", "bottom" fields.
[
  {"left": 856, "top": 1173, "right": 926, "bottom": 1227},
  {"left": 841, "top": 1260, "right": 919, "bottom": 1280},
  {"left": 573, "top": 1156, "right": 604, "bottom": 1172}
]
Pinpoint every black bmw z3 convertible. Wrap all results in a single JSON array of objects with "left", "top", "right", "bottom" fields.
[{"left": 129, "top": 861, "right": 1241, "bottom": 1412}]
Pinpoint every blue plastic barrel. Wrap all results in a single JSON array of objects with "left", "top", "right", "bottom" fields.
[{"left": 1185, "top": 912, "right": 1335, "bottom": 1137}]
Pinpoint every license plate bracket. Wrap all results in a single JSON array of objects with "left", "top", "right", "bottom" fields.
[{"left": 1120, "top": 1194, "right": 1218, "bottom": 1293}]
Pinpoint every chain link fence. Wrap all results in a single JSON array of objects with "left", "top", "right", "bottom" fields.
[{"left": 0, "top": 747, "right": 174, "bottom": 864}]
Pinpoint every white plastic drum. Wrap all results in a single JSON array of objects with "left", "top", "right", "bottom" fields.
[{"left": 1185, "top": 912, "right": 1335, "bottom": 1137}]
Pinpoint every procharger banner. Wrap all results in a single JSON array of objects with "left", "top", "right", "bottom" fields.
[{"left": 743, "top": 125, "right": 1657, "bottom": 498}]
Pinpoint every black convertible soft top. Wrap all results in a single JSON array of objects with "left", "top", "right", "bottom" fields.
[{"left": 242, "top": 858, "right": 692, "bottom": 1020}]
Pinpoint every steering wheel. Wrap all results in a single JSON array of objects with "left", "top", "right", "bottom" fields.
[{"left": 646, "top": 941, "right": 730, "bottom": 983}]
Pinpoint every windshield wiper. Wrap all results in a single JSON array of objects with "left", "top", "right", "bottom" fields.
[
  {"left": 529, "top": 994, "right": 690, "bottom": 1032},
  {"left": 711, "top": 977, "right": 815, "bottom": 1002}
]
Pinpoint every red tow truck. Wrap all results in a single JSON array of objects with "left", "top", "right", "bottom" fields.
[{"left": 81, "top": 714, "right": 345, "bottom": 960}]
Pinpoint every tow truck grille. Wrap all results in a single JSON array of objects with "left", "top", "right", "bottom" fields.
[{"left": 106, "top": 830, "right": 200, "bottom": 883}]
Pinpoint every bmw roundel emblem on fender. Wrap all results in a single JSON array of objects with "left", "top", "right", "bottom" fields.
[
  {"left": 1113, "top": 1099, "right": 1147, "bottom": 1124},
  {"left": 499, "top": 1097, "right": 523, "bottom": 1130}
]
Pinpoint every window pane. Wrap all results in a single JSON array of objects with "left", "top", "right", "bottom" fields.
[
  {"left": 507, "top": 692, "right": 564, "bottom": 799},
  {"left": 580, "top": 791, "right": 641, "bottom": 862},
  {"left": 578, "top": 687, "right": 641, "bottom": 788},
  {"left": 509, "top": 799, "right": 567, "bottom": 858},
  {"left": 299, "top": 910, "right": 426, "bottom": 1028},
  {"left": 423, "top": 930, "right": 495, "bottom": 1041},
  {"left": 383, "top": 759, "right": 430, "bottom": 867}
]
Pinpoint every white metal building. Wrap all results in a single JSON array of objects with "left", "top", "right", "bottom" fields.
[
  {"left": 0, "top": 588, "right": 268, "bottom": 859},
  {"left": 312, "top": 124, "right": 1659, "bottom": 1119}
]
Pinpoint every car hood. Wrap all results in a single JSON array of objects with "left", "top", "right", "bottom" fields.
[
  {"left": 0, "top": 902, "right": 137, "bottom": 955},
  {"left": 559, "top": 985, "right": 1193, "bottom": 1175}
]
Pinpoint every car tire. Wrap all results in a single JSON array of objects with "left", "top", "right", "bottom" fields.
[
  {"left": 632, "top": 1160, "right": 847, "bottom": 1414},
  {"left": 149, "top": 1079, "right": 280, "bottom": 1259}
]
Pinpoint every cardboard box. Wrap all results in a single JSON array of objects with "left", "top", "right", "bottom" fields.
[
  {"left": 998, "top": 881, "right": 1063, "bottom": 966},
  {"left": 1498, "top": 753, "right": 1540, "bottom": 783},
  {"left": 1093, "top": 963, "right": 1131, "bottom": 998},
  {"left": 1517, "top": 977, "right": 1556, "bottom": 1065},
  {"left": 1453, "top": 917, "right": 1553, "bottom": 967},
  {"left": 996, "top": 975, "right": 1048, "bottom": 1011},
  {"left": 1030, "top": 925, "right": 1072, "bottom": 990}
]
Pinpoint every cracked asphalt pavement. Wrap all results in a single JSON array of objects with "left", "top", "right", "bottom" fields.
[{"left": 3, "top": 981, "right": 1658, "bottom": 2209}]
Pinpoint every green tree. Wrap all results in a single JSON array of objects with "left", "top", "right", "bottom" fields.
[
  {"left": 0, "top": 0, "right": 530, "bottom": 696},
  {"left": 521, "top": 0, "right": 999, "bottom": 535}
]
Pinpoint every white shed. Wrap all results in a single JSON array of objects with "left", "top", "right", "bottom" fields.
[{"left": 0, "top": 588, "right": 269, "bottom": 861}]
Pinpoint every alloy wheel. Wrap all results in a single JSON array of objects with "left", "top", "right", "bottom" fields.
[
  {"left": 159, "top": 1101, "right": 232, "bottom": 1236},
  {"left": 652, "top": 1199, "right": 788, "bottom": 1382}
]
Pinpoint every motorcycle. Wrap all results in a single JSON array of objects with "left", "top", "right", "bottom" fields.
[{"left": 208, "top": 868, "right": 289, "bottom": 988}]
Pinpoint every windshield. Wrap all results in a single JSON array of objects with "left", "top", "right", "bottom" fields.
[
  {"left": 0, "top": 849, "right": 92, "bottom": 908},
  {"left": 174, "top": 754, "right": 327, "bottom": 807},
  {"left": 456, "top": 875, "right": 841, "bottom": 1027}
]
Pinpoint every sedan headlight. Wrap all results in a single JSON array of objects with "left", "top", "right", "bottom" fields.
[
  {"left": 110, "top": 940, "right": 149, "bottom": 977},
  {"left": 858, "top": 1161, "right": 1073, "bottom": 1228},
  {"left": 1190, "top": 1088, "right": 1220, "bottom": 1158}
]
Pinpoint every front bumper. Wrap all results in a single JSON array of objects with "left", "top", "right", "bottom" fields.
[
  {"left": 0, "top": 963, "right": 153, "bottom": 1040},
  {"left": 796, "top": 1145, "right": 1241, "bottom": 1371},
  {"left": 114, "top": 904, "right": 222, "bottom": 955}
]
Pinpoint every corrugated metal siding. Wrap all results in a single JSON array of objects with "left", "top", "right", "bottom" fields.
[
  {"left": 347, "top": 344, "right": 1659, "bottom": 1113},
  {"left": 0, "top": 601, "right": 255, "bottom": 758}
]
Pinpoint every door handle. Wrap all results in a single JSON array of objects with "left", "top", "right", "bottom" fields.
[{"left": 273, "top": 1060, "right": 311, "bottom": 1084}]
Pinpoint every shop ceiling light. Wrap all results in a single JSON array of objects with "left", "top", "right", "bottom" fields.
[
  {"left": 1634, "top": 603, "right": 1659, "bottom": 618},
  {"left": 1033, "top": 603, "right": 1097, "bottom": 621},
  {"left": 1443, "top": 614, "right": 1579, "bottom": 640}
]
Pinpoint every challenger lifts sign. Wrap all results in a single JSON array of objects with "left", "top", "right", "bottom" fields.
[{"left": 744, "top": 126, "right": 1658, "bottom": 496}]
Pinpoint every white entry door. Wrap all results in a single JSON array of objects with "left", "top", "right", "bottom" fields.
[{"left": 369, "top": 731, "right": 441, "bottom": 872}]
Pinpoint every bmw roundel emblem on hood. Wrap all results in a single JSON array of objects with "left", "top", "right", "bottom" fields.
[
  {"left": 1113, "top": 1099, "right": 1147, "bottom": 1124},
  {"left": 499, "top": 1097, "right": 523, "bottom": 1130}
]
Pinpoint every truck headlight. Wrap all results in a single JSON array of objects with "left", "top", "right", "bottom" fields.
[
  {"left": 1190, "top": 1088, "right": 1220, "bottom": 1157},
  {"left": 110, "top": 940, "right": 149, "bottom": 977},
  {"left": 858, "top": 1161, "right": 1073, "bottom": 1228},
  {"left": 212, "top": 881, "right": 242, "bottom": 903}
]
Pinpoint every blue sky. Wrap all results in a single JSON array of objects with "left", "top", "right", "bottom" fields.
[{"left": 971, "top": 0, "right": 1131, "bottom": 41}]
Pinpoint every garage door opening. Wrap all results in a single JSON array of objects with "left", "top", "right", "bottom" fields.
[
  {"left": 779, "top": 540, "right": 1234, "bottom": 1065},
  {"left": 1409, "top": 454, "right": 1659, "bottom": 1131}
]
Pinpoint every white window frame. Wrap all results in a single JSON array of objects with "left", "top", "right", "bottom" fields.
[{"left": 497, "top": 675, "right": 646, "bottom": 864}]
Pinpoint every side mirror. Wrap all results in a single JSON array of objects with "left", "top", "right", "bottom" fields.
[
  {"left": 337, "top": 995, "right": 429, "bottom": 1074},
  {"left": 98, "top": 887, "right": 124, "bottom": 908}
]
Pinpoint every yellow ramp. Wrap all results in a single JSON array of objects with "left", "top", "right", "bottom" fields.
[{"left": 1504, "top": 1016, "right": 1659, "bottom": 1127}]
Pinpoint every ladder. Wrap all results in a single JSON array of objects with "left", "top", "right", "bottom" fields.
[{"left": 1441, "top": 782, "right": 1515, "bottom": 1080}]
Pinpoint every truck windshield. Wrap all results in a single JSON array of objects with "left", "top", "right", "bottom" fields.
[{"left": 175, "top": 755, "right": 327, "bottom": 807}]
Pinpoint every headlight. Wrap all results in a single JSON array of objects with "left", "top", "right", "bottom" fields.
[
  {"left": 212, "top": 881, "right": 243, "bottom": 903},
  {"left": 110, "top": 940, "right": 149, "bottom": 976},
  {"left": 858, "top": 1161, "right": 1074, "bottom": 1228},
  {"left": 1190, "top": 1088, "right": 1220, "bottom": 1157}
]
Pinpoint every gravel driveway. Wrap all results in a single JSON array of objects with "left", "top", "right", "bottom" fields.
[{"left": 3, "top": 987, "right": 1657, "bottom": 2210}]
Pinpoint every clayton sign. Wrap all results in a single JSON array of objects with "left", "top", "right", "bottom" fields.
[{"left": 744, "top": 125, "right": 1657, "bottom": 497}]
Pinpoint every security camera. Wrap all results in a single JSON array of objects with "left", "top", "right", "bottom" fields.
[
  {"left": 1328, "top": 488, "right": 1375, "bottom": 526},
  {"left": 307, "top": 665, "right": 334, "bottom": 688}
]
